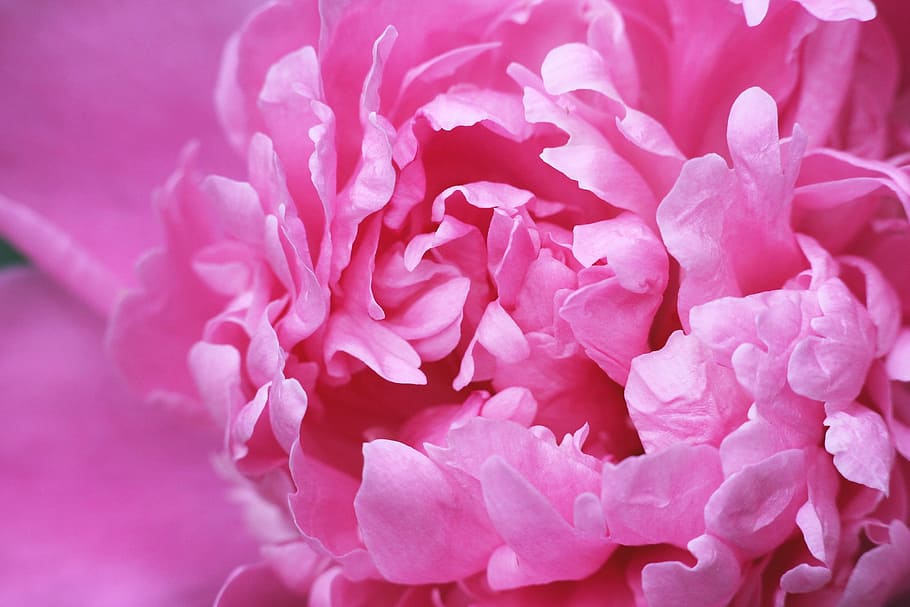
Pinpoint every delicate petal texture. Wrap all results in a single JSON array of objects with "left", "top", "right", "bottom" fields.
[
  {"left": 824, "top": 402, "right": 894, "bottom": 492},
  {"left": 657, "top": 87, "right": 804, "bottom": 326},
  {"left": 705, "top": 449, "right": 807, "bottom": 557},
  {"left": 641, "top": 535, "right": 741, "bottom": 607},
  {"left": 787, "top": 280, "right": 877, "bottom": 403},
  {"left": 5, "top": 0, "right": 910, "bottom": 604},
  {"left": 0, "top": 270, "right": 257, "bottom": 606},
  {"left": 354, "top": 439, "right": 498, "bottom": 584},
  {"left": 626, "top": 331, "right": 751, "bottom": 451},
  {"left": 601, "top": 444, "right": 723, "bottom": 547}
]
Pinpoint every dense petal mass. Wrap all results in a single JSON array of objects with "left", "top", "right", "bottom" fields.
[{"left": 3, "top": 0, "right": 910, "bottom": 604}]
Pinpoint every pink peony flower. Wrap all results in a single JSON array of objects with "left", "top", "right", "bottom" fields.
[{"left": 3, "top": 0, "right": 910, "bottom": 605}]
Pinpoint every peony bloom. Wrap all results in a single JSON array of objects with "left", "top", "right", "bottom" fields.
[{"left": 3, "top": 0, "right": 910, "bottom": 605}]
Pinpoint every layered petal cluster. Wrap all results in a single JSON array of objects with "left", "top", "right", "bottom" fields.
[{"left": 4, "top": 0, "right": 910, "bottom": 605}]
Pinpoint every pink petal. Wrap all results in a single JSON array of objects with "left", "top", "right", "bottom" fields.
[
  {"left": 324, "top": 311, "right": 426, "bottom": 385},
  {"left": 354, "top": 439, "right": 499, "bottom": 584},
  {"left": 540, "top": 42, "right": 623, "bottom": 100},
  {"left": 106, "top": 153, "right": 229, "bottom": 408},
  {"left": 482, "top": 457, "right": 612, "bottom": 589},
  {"left": 0, "top": 269, "right": 256, "bottom": 606},
  {"left": 626, "top": 331, "right": 751, "bottom": 452},
  {"left": 586, "top": 5, "right": 641, "bottom": 104},
  {"left": 839, "top": 521, "right": 910, "bottom": 607},
  {"left": 561, "top": 215, "right": 668, "bottom": 384},
  {"left": 487, "top": 210, "right": 538, "bottom": 309},
  {"left": 426, "top": 418, "right": 602, "bottom": 523},
  {"left": 288, "top": 446, "right": 374, "bottom": 579},
  {"left": 779, "top": 564, "right": 831, "bottom": 595},
  {"left": 215, "top": 0, "right": 320, "bottom": 152},
  {"left": 823, "top": 402, "right": 894, "bottom": 493},
  {"left": 641, "top": 535, "right": 741, "bottom": 607},
  {"left": 795, "top": 0, "right": 876, "bottom": 22},
  {"left": 733, "top": 0, "right": 875, "bottom": 26},
  {"left": 782, "top": 20, "right": 862, "bottom": 149},
  {"left": 795, "top": 448, "right": 841, "bottom": 567},
  {"left": 838, "top": 255, "right": 902, "bottom": 357},
  {"left": 886, "top": 328, "right": 910, "bottom": 382},
  {"left": 731, "top": 0, "right": 770, "bottom": 27},
  {"left": 519, "top": 84, "right": 656, "bottom": 217},
  {"left": 454, "top": 300, "right": 529, "bottom": 390},
  {"left": 431, "top": 181, "right": 535, "bottom": 223},
  {"left": 704, "top": 449, "right": 807, "bottom": 557},
  {"left": 602, "top": 444, "right": 724, "bottom": 548},
  {"left": 787, "top": 279, "right": 876, "bottom": 403},
  {"left": 657, "top": 87, "right": 804, "bottom": 326}
]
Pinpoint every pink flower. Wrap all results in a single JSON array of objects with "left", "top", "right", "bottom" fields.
[{"left": 3, "top": 0, "right": 910, "bottom": 605}]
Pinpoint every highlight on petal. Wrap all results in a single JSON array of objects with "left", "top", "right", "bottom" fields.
[
  {"left": 823, "top": 402, "right": 894, "bottom": 493},
  {"left": 704, "top": 449, "right": 807, "bottom": 557},
  {"left": 886, "top": 328, "right": 910, "bottom": 382},
  {"left": 795, "top": 0, "right": 876, "bottom": 23},
  {"left": 732, "top": 0, "right": 876, "bottom": 26}
]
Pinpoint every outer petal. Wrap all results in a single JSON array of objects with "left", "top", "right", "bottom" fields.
[
  {"left": 657, "top": 87, "right": 804, "bottom": 326},
  {"left": 0, "top": 1, "right": 259, "bottom": 312},
  {"left": 641, "top": 535, "right": 741, "bottom": 607},
  {"left": 704, "top": 449, "right": 807, "bottom": 557},
  {"left": 354, "top": 439, "right": 499, "bottom": 584},
  {"left": 0, "top": 269, "right": 257, "bottom": 606},
  {"left": 601, "top": 444, "right": 724, "bottom": 548},
  {"left": 482, "top": 457, "right": 613, "bottom": 589},
  {"left": 823, "top": 402, "right": 893, "bottom": 493}
]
